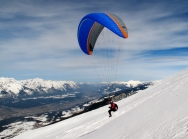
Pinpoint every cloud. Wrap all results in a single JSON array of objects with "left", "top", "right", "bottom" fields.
[{"left": 0, "top": 0, "right": 188, "bottom": 82}]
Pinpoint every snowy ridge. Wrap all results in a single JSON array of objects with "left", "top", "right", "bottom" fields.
[
  {"left": 14, "top": 68, "right": 188, "bottom": 139},
  {"left": 0, "top": 78, "right": 149, "bottom": 98},
  {"left": 111, "top": 80, "right": 143, "bottom": 87},
  {"left": 20, "top": 78, "right": 78, "bottom": 92},
  {"left": 0, "top": 78, "right": 78, "bottom": 98},
  {"left": 0, "top": 77, "right": 23, "bottom": 96}
]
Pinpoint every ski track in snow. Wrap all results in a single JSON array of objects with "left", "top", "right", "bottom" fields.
[
  {"left": 60, "top": 113, "right": 112, "bottom": 139},
  {"left": 143, "top": 117, "right": 188, "bottom": 139}
]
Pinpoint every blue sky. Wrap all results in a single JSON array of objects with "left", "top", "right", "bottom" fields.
[{"left": 0, "top": 0, "right": 188, "bottom": 83}]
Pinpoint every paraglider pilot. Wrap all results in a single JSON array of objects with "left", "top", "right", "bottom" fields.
[{"left": 108, "top": 100, "right": 118, "bottom": 117}]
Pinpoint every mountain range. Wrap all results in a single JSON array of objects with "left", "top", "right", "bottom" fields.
[{"left": 0, "top": 77, "right": 153, "bottom": 99}]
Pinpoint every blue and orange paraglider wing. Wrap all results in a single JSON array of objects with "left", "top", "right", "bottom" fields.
[{"left": 77, "top": 13, "right": 128, "bottom": 55}]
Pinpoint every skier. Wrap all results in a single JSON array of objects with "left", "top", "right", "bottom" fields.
[{"left": 108, "top": 100, "right": 118, "bottom": 117}]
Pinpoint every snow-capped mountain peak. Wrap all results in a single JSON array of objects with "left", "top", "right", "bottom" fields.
[
  {"left": 0, "top": 77, "right": 151, "bottom": 99},
  {"left": 0, "top": 77, "right": 23, "bottom": 96},
  {"left": 0, "top": 78, "right": 79, "bottom": 98},
  {"left": 123, "top": 80, "right": 142, "bottom": 87}
]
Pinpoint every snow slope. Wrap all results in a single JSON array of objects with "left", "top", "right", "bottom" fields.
[{"left": 14, "top": 69, "right": 188, "bottom": 139}]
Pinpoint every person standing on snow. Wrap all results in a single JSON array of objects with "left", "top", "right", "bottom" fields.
[{"left": 108, "top": 100, "right": 118, "bottom": 117}]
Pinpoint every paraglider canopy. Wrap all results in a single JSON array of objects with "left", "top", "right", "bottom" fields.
[
  {"left": 77, "top": 13, "right": 128, "bottom": 83},
  {"left": 77, "top": 13, "right": 128, "bottom": 55}
]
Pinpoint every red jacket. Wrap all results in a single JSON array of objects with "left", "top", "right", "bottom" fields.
[{"left": 110, "top": 102, "right": 115, "bottom": 109}]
